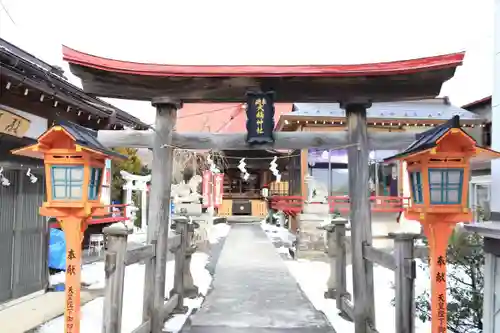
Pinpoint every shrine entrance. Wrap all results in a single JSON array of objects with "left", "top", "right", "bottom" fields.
[{"left": 63, "top": 46, "right": 465, "bottom": 333}]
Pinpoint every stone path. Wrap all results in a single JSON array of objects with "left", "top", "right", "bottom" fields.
[{"left": 187, "top": 223, "right": 334, "bottom": 333}]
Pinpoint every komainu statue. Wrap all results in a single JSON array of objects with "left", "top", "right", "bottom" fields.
[{"left": 171, "top": 175, "right": 202, "bottom": 204}]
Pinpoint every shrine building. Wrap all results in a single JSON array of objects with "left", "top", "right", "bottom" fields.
[{"left": 175, "top": 98, "right": 484, "bottom": 219}]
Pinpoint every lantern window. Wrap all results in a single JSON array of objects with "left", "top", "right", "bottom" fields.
[
  {"left": 88, "top": 167, "right": 103, "bottom": 200},
  {"left": 51, "top": 166, "right": 84, "bottom": 200},
  {"left": 410, "top": 171, "right": 424, "bottom": 204},
  {"left": 428, "top": 168, "right": 463, "bottom": 204}
]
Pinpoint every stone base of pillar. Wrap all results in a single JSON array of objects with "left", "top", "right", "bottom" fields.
[
  {"left": 182, "top": 245, "right": 200, "bottom": 298},
  {"left": 324, "top": 288, "right": 352, "bottom": 301},
  {"left": 170, "top": 304, "right": 189, "bottom": 315}
]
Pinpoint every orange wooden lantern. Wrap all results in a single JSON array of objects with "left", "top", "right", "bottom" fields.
[
  {"left": 385, "top": 115, "right": 500, "bottom": 333},
  {"left": 11, "top": 121, "right": 125, "bottom": 333}
]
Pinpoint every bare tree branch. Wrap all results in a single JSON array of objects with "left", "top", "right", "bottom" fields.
[{"left": 172, "top": 150, "right": 226, "bottom": 184}]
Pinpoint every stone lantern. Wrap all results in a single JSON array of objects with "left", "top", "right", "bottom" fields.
[
  {"left": 11, "top": 121, "right": 125, "bottom": 333},
  {"left": 384, "top": 115, "right": 500, "bottom": 333}
]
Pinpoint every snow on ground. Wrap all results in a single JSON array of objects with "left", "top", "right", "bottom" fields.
[
  {"left": 164, "top": 223, "right": 231, "bottom": 331},
  {"left": 287, "top": 259, "right": 432, "bottom": 333},
  {"left": 40, "top": 223, "right": 231, "bottom": 333},
  {"left": 40, "top": 251, "right": 213, "bottom": 333},
  {"left": 208, "top": 222, "right": 231, "bottom": 244},
  {"left": 261, "top": 220, "right": 294, "bottom": 244},
  {"left": 127, "top": 229, "right": 148, "bottom": 244},
  {"left": 163, "top": 253, "right": 212, "bottom": 333},
  {"left": 260, "top": 221, "right": 433, "bottom": 332},
  {"left": 50, "top": 261, "right": 105, "bottom": 290},
  {"left": 260, "top": 220, "right": 296, "bottom": 257}
]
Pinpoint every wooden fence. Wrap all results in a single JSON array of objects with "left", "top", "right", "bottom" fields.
[
  {"left": 322, "top": 217, "right": 420, "bottom": 333},
  {"left": 101, "top": 216, "right": 198, "bottom": 333}
]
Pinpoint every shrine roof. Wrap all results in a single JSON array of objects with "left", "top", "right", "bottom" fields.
[
  {"left": 57, "top": 121, "right": 126, "bottom": 159},
  {"left": 63, "top": 46, "right": 465, "bottom": 102},
  {"left": 0, "top": 38, "right": 149, "bottom": 130},
  {"left": 286, "top": 99, "right": 481, "bottom": 122},
  {"left": 382, "top": 115, "right": 499, "bottom": 164}
]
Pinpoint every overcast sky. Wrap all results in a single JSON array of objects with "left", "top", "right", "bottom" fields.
[{"left": 0, "top": 0, "right": 494, "bottom": 125}]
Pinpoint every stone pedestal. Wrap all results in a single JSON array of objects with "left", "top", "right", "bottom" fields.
[
  {"left": 320, "top": 218, "right": 351, "bottom": 303},
  {"left": 191, "top": 213, "right": 213, "bottom": 252},
  {"left": 302, "top": 203, "right": 330, "bottom": 215},
  {"left": 183, "top": 245, "right": 199, "bottom": 298},
  {"left": 173, "top": 202, "right": 202, "bottom": 216},
  {"left": 297, "top": 213, "right": 330, "bottom": 259}
]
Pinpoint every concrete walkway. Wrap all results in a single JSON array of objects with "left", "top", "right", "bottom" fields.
[{"left": 188, "top": 223, "right": 334, "bottom": 333}]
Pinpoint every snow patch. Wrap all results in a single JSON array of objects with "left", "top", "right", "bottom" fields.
[
  {"left": 163, "top": 253, "right": 212, "bottom": 333},
  {"left": 127, "top": 230, "right": 148, "bottom": 244},
  {"left": 260, "top": 221, "right": 296, "bottom": 247},
  {"left": 261, "top": 221, "right": 297, "bottom": 259},
  {"left": 286, "top": 259, "right": 432, "bottom": 333},
  {"left": 49, "top": 261, "right": 105, "bottom": 289},
  {"left": 39, "top": 253, "right": 212, "bottom": 333},
  {"left": 208, "top": 223, "right": 231, "bottom": 244}
]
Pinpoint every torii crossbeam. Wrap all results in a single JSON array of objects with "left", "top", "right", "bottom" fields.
[{"left": 96, "top": 130, "right": 418, "bottom": 150}]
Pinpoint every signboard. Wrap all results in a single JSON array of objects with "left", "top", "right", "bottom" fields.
[
  {"left": 0, "top": 107, "right": 31, "bottom": 138},
  {"left": 202, "top": 170, "right": 212, "bottom": 208},
  {"left": 246, "top": 91, "right": 275, "bottom": 144},
  {"left": 214, "top": 173, "right": 224, "bottom": 208}
]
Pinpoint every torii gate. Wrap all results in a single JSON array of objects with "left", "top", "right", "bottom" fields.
[
  {"left": 120, "top": 170, "right": 151, "bottom": 231},
  {"left": 63, "top": 46, "right": 465, "bottom": 333}
]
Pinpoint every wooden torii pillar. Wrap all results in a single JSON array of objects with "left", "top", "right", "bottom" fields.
[
  {"left": 62, "top": 46, "right": 465, "bottom": 333},
  {"left": 142, "top": 97, "right": 180, "bottom": 333},
  {"left": 343, "top": 102, "right": 376, "bottom": 330}
]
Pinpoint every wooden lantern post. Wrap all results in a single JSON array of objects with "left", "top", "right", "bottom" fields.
[
  {"left": 11, "top": 122, "right": 125, "bottom": 333},
  {"left": 384, "top": 115, "right": 500, "bottom": 333}
]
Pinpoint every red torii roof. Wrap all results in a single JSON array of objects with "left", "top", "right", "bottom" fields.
[
  {"left": 176, "top": 103, "right": 293, "bottom": 133},
  {"left": 62, "top": 46, "right": 465, "bottom": 102},
  {"left": 63, "top": 46, "right": 463, "bottom": 77}
]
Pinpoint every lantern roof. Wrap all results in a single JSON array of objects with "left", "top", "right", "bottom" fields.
[
  {"left": 384, "top": 115, "right": 500, "bottom": 163},
  {"left": 57, "top": 121, "right": 126, "bottom": 159},
  {"left": 11, "top": 121, "right": 126, "bottom": 160}
]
